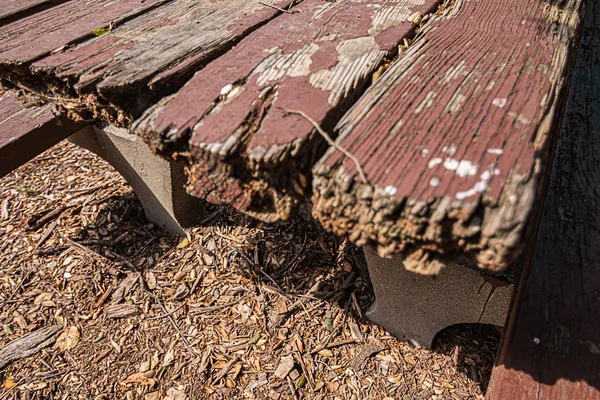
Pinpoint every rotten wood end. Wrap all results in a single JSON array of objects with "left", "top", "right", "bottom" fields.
[{"left": 312, "top": 0, "right": 585, "bottom": 274}]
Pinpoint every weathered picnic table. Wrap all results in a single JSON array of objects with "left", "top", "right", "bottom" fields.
[{"left": 0, "top": 0, "right": 596, "bottom": 396}]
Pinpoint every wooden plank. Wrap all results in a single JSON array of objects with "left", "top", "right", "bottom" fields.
[
  {"left": 133, "top": 0, "right": 441, "bottom": 221},
  {"left": 312, "top": 0, "right": 585, "bottom": 274},
  {"left": 486, "top": 1, "right": 600, "bottom": 398},
  {"left": 0, "top": 88, "right": 85, "bottom": 177},
  {"left": 0, "top": 0, "right": 297, "bottom": 126},
  {"left": 0, "top": 0, "right": 165, "bottom": 64},
  {"left": 0, "top": 0, "right": 68, "bottom": 24}
]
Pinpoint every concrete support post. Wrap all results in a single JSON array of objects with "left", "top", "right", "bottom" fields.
[
  {"left": 364, "top": 247, "right": 515, "bottom": 348},
  {"left": 70, "top": 123, "right": 206, "bottom": 235}
]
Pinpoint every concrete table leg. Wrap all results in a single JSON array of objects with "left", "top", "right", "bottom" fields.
[
  {"left": 70, "top": 123, "right": 206, "bottom": 235},
  {"left": 363, "top": 247, "right": 515, "bottom": 348}
]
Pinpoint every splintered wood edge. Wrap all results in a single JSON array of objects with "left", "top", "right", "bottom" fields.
[
  {"left": 134, "top": 0, "right": 442, "bottom": 222},
  {"left": 311, "top": 0, "right": 584, "bottom": 274}
]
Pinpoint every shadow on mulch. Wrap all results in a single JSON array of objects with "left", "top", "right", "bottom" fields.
[
  {"left": 36, "top": 190, "right": 499, "bottom": 397},
  {"left": 433, "top": 323, "right": 501, "bottom": 394}
]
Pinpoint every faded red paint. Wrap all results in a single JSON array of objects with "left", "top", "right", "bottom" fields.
[
  {"left": 326, "top": 0, "right": 556, "bottom": 206},
  {"left": 0, "top": 0, "right": 162, "bottom": 63},
  {"left": 142, "top": 0, "right": 436, "bottom": 211},
  {"left": 0, "top": 90, "right": 84, "bottom": 177}
]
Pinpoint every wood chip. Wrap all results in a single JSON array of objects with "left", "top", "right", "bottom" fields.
[
  {"left": 273, "top": 355, "right": 295, "bottom": 379},
  {"left": 350, "top": 340, "right": 385, "bottom": 370},
  {"left": 104, "top": 303, "right": 141, "bottom": 319},
  {"left": 0, "top": 325, "right": 61, "bottom": 369}
]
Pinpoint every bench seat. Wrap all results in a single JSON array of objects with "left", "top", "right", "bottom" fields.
[
  {"left": 312, "top": 0, "right": 585, "bottom": 274},
  {"left": 487, "top": 1, "right": 600, "bottom": 397},
  {"left": 0, "top": 88, "right": 83, "bottom": 177}
]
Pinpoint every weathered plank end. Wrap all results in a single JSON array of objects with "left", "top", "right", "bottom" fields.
[{"left": 313, "top": 0, "right": 584, "bottom": 274}]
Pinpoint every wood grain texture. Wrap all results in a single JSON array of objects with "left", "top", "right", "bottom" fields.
[
  {"left": 0, "top": 325, "right": 61, "bottom": 369},
  {"left": 0, "top": 0, "right": 296, "bottom": 127},
  {"left": 312, "top": 0, "right": 585, "bottom": 274},
  {"left": 0, "top": 0, "right": 164, "bottom": 63},
  {"left": 487, "top": 1, "right": 600, "bottom": 397},
  {"left": 0, "top": 0, "right": 69, "bottom": 24},
  {"left": 0, "top": 88, "right": 84, "bottom": 177},
  {"left": 134, "top": 0, "right": 440, "bottom": 221}
]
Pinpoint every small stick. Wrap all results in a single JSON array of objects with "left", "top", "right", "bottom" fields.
[
  {"left": 283, "top": 109, "right": 368, "bottom": 183},
  {"left": 227, "top": 245, "right": 285, "bottom": 294},
  {"left": 212, "top": 355, "right": 240, "bottom": 383},
  {"left": 309, "top": 338, "right": 357, "bottom": 355},
  {"left": 190, "top": 296, "right": 248, "bottom": 315},
  {"left": 146, "top": 303, "right": 186, "bottom": 321},
  {"left": 259, "top": 2, "right": 298, "bottom": 14},
  {"left": 138, "top": 276, "right": 198, "bottom": 356},
  {"left": 287, "top": 375, "right": 300, "bottom": 400}
]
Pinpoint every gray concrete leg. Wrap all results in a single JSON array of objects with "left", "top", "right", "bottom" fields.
[
  {"left": 363, "top": 247, "right": 514, "bottom": 348},
  {"left": 70, "top": 123, "right": 206, "bottom": 235}
]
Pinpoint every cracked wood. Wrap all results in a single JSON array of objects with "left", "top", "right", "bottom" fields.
[
  {"left": 134, "top": 0, "right": 439, "bottom": 221},
  {"left": 312, "top": 0, "right": 585, "bottom": 274},
  {"left": 0, "top": 0, "right": 296, "bottom": 126}
]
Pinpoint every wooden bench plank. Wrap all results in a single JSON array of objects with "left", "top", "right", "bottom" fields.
[
  {"left": 0, "top": 88, "right": 85, "bottom": 177},
  {"left": 487, "top": 1, "right": 600, "bottom": 397},
  {"left": 0, "top": 0, "right": 165, "bottom": 64},
  {"left": 312, "top": 0, "right": 585, "bottom": 274},
  {"left": 0, "top": 0, "right": 68, "bottom": 24},
  {"left": 134, "top": 0, "right": 440, "bottom": 221},
  {"left": 0, "top": 0, "right": 297, "bottom": 126}
]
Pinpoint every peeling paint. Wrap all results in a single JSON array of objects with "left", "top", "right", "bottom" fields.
[{"left": 254, "top": 43, "right": 320, "bottom": 86}]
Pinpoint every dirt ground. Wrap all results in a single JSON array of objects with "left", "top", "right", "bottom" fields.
[{"left": 0, "top": 142, "right": 500, "bottom": 399}]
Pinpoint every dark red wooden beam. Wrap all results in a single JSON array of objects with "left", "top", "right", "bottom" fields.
[
  {"left": 487, "top": 1, "right": 600, "bottom": 397},
  {"left": 0, "top": 90, "right": 85, "bottom": 177}
]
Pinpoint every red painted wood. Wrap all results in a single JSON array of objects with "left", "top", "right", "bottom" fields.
[
  {"left": 487, "top": 1, "right": 600, "bottom": 397},
  {"left": 0, "top": 0, "right": 68, "bottom": 23},
  {"left": 0, "top": 0, "right": 297, "bottom": 125},
  {"left": 134, "top": 0, "right": 439, "bottom": 220},
  {"left": 0, "top": 0, "right": 163, "bottom": 63},
  {"left": 0, "top": 89, "right": 85, "bottom": 177},
  {"left": 312, "top": 0, "right": 584, "bottom": 273}
]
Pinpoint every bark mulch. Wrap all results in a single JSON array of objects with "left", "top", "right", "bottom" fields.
[{"left": 0, "top": 142, "right": 500, "bottom": 399}]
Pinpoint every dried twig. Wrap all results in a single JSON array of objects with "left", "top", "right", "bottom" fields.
[
  {"left": 190, "top": 296, "right": 248, "bottom": 315},
  {"left": 309, "top": 338, "right": 357, "bottom": 355},
  {"left": 146, "top": 303, "right": 185, "bottom": 321},
  {"left": 283, "top": 109, "right": 368, "bottom": 183},
  {"left": 259, "top": 2, "right": 298, "bottom": 14},
  {"left": 138, "top": 275, "right": 198, "bottom": 357}
]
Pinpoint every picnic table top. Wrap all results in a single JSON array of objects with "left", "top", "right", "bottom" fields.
[{"left": 0, "top": 0, "right": 586, "bottom": 274}]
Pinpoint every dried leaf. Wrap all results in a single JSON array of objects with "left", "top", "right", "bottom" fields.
[
  {"left": 56, "top": 326, "right": 80, "bottom": 351},
  {"left": 273, "top": 355, "right": 295, "bottom": 379},
  {"left": 3, "top": 376, "right": 16, "bottom": 389},
  {"left": 162, "top": 348, "right": 175, "bottom": 367},
  {"left": 318, "top": 349, "right": 333, "bottom": 358},
  {"left": 119, "top": 372, "right": 157, "bottom": 387}
]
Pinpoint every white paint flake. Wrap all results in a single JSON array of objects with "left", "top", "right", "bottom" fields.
[
  {"left": 429, "top": 178, "right": 440, "bottom": 187},
  {"left": 428, "top": 158, "right": 443, "bottom": 169},
  {"left": 454, "top": 168, "right": 500, "bottom": 200},
  {"left": 384, "top": 185, "right": 398, "bottom": 196},
  {"left": 487, "top": 148, "right": 504, "bottom": 155},
  {"left": 443, "top": 159, "right": 477, "bottom": 177},
  {"left": 220, "top": 84, "right": 233, "bottom": 96},
  {"left": 492, "top": 98, "right": 508, "bottom": 108}
]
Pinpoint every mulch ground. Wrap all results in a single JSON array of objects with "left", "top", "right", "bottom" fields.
[{"left": 0, "top": 142, "right": 500, "bottom": 399}]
